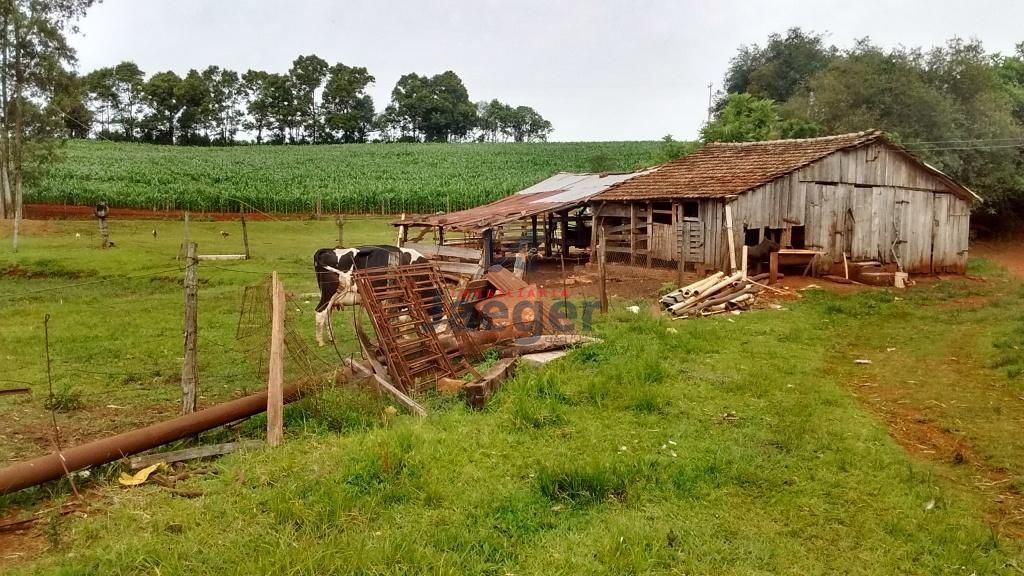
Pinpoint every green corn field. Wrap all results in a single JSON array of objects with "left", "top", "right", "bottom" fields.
[{"left": 27, "top": 140, "right": 668, "bottom": 214}]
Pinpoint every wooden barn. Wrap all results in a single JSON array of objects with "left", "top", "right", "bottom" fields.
[{"left": 591, "top": 130, "right": 980, "bottom": 275}]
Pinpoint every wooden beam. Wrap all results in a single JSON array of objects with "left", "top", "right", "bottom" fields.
[
  {"left": 769, "top": 251, "right": 779, "bottom": 285},
  {"left": 197, "top": 254, "right": 247, "bottom": 261},
  {"left": 598, "top": 225, "right": 608, "bottom": 314},
  {"left": 129, "top": 440, "right": 263, "bottom": 470},
  {"left": 560, "top": 210, "right": 569, "bottom": 258},
  {"left": 345, "top": 359, "right": 427, "bottom": 417},
  {"left": 724, "top": 202, "right": 737, "bottom": 272},
  {"left": 629, "top": 203, "right": 637, "bottom": 265},
  {"left": 590, "top": 202, "right": 604, "bottom": 255},
  {"left": 544, "top": 213, "right": 553, "bottom": 257},
  {"left": 266, "top": 271, "right": 285, "bottom": 447},
  {"left": 402, "top": 242, "right": 482, "bottom": 262},
  {"left": 646, "top": 201, "right": 653, "bottom": 268}
]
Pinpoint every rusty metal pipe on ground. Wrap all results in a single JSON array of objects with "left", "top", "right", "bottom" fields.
[{"left": 0, "top": 384, "right": 302, "bottom": 495}]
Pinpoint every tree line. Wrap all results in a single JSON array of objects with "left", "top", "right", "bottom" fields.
[
  {"left": 62, "top": 57, "right": 553, "bottom": 146},
  {"left": 702, "top": 28, "right": 1024, "bottom": 219}
]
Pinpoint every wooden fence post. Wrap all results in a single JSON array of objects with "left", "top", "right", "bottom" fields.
[
  {"left": 769, "top": 251, "right": 779, "bottom": 286},
  {"left": 178, "top": 211, "right": 191, "bottom": 260},
  {"left": 240, "top": 213, "right": 250, "bottom": 260},
  {"left": 181, "top": 241, "right": 199, "bottom": 414},
  {"left": 335, "top": 216, "right": 344, "bottom": 248},
  {"left": 598, "top": 226, "right": 608, "bottom": 314},
  {"left": 267, "top": 271, "right": 285, "bottom": 447}
]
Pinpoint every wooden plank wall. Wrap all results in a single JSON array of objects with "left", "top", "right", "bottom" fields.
[
  {"left": 592, "top": 143, "right": 971, "bottom": 273},
  {"left": 727, "top": 143, "right": 971, "bottom": 274}
]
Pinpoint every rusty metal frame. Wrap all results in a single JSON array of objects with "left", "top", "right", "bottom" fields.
[{"left": 354, "top": 262, "right": 477, "bottom": 392}]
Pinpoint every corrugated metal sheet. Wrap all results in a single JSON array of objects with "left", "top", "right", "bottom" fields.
[{"left": 397, "top": 170, "right": 650, "bottom": 232}]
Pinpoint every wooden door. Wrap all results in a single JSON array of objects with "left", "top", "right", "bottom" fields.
[{"left": 677, "top": 220, "right": 704, "bottom": 264}]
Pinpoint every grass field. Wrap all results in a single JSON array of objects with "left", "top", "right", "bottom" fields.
[
  {"left": 2, "top": 219, "right": 1024, "bottom": 574},
  {"left": 25, "top": 140, "right": 668, "bottom": 214}
]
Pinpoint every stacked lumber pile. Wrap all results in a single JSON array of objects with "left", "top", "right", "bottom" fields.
[{"left": 659, "top": 272, "right": 765, "bottom": 318}]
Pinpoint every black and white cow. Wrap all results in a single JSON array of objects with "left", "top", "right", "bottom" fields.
[{"left": 313, "top": 245, "right": 428, "bottom": 346}]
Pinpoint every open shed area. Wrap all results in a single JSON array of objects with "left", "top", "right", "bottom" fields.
[{"left": 394, "top": 171, "right": 649, "bottom": 267}]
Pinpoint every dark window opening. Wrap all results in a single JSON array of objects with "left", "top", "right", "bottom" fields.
[
  {"left": 653, "top": 211, "right": 672, "bottom": 224},
  {"left": 744, "top": 226, "right": 760, "bottom": 246},
  {"left": 682, "top": 201, "right": 699, "bottom": 219},
  {"left": 653, "top": 201, "right": 672, "bottom": 212},
  {"left": 763, "top": 227, "right": 782, "bottom": 245},
  {"left": 791, "top": 225, "right": 806, "bottom": 249}
]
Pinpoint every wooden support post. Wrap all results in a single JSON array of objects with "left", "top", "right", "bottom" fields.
[
  {"left": 437, "top": 226, "right": 445, "bottom": 246},
  {"left": 741, "top": 245, "right": 748, "bottom": 280},
  {"left": 240, "top": 213, "right": 250, "bottom": 260},
  {"left": 181, "top": 241, "right": 199, "bottom": 414},
  {"left": 590, "top": 202, "right": 603, "bottom": 256},
  {"left": 598, "top": 225, "right": 608, "bottom": 314},
  {"left": 267, "top": 271, "right": 285, "bottom": 447},
  {"left": 396, "top": 213, "right": 407, "bottom": 246},
  {"left": 724, "top": 202, "right": 737, "bottom": 272},
  {"left": 531, "top": 215, "right": 538, "bottom": 249},
  {"left": 544, "top": 213, "right": 553, "bottom": 257},
  {"left": 675, "top": 203, "right": 685, "bottom": 286},
  {"left": 482, "top": 229, "right": 494, "bottom": 269},
  {"left": 335, "top": 215, "right": 344, "bottom": 248},
  {"left": 559, "top": 210, "right": 569, "bottom": 258},
  {"left": 629, "top": 203, "right": 637, "bottom": 265},
  {"left": 646, "top": 201, "right": 653, "bottom": 268},
  {"left": 769, "top": 251, "right": 779, "bottom": 286}
]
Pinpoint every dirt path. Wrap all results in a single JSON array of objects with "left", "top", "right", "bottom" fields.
[{"left": 973, "top": 239, "right": 1024, "bottom": 279}]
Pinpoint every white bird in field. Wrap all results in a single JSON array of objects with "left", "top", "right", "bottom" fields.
[{"left": 75, "top": 233, "right": 81, "bottom": 238}]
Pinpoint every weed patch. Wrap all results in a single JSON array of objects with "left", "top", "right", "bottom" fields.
[{"left": 536, "top": 459, "right": 641, "bottom": 506}]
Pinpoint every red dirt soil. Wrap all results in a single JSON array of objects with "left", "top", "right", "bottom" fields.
[
  {"left": 973, "top": 239, "right": 1024, "bottom": 278},
  {"left": 23, "top": 203, "right": 295, "bottom": 221}
]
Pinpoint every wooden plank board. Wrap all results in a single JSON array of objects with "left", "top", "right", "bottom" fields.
[
  {"left": 129, "top": 441, "right": 263, "bottom": 470},
  {"left": 437, "top": 261, "right": 484, "bottom": 276},
  {"left": 402, "top": 242, "right": 482, "bottom": 262},
  {"left": 267, "top": 272, "right": 285, "bottom": 447}
]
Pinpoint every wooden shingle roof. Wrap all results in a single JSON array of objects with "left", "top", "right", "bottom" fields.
[{"left": 594, "top": 130, "right": 979, "bottom": 202}]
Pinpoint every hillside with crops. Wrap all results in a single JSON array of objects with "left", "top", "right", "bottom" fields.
[{"left": 28, "top": 140, "right": 669, "bottom": 214}]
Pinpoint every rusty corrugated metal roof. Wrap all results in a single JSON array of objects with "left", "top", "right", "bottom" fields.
[
  {"left": 593, "top": 130, "right": 979, "bottom": 203},
  {"left": 397, "top": 170, "right": 652, "bottom": 232}
]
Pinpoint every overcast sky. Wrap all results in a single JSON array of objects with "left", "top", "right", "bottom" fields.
[{"left": 70, "top": 0, "right": 1024, "bottom": 142}]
